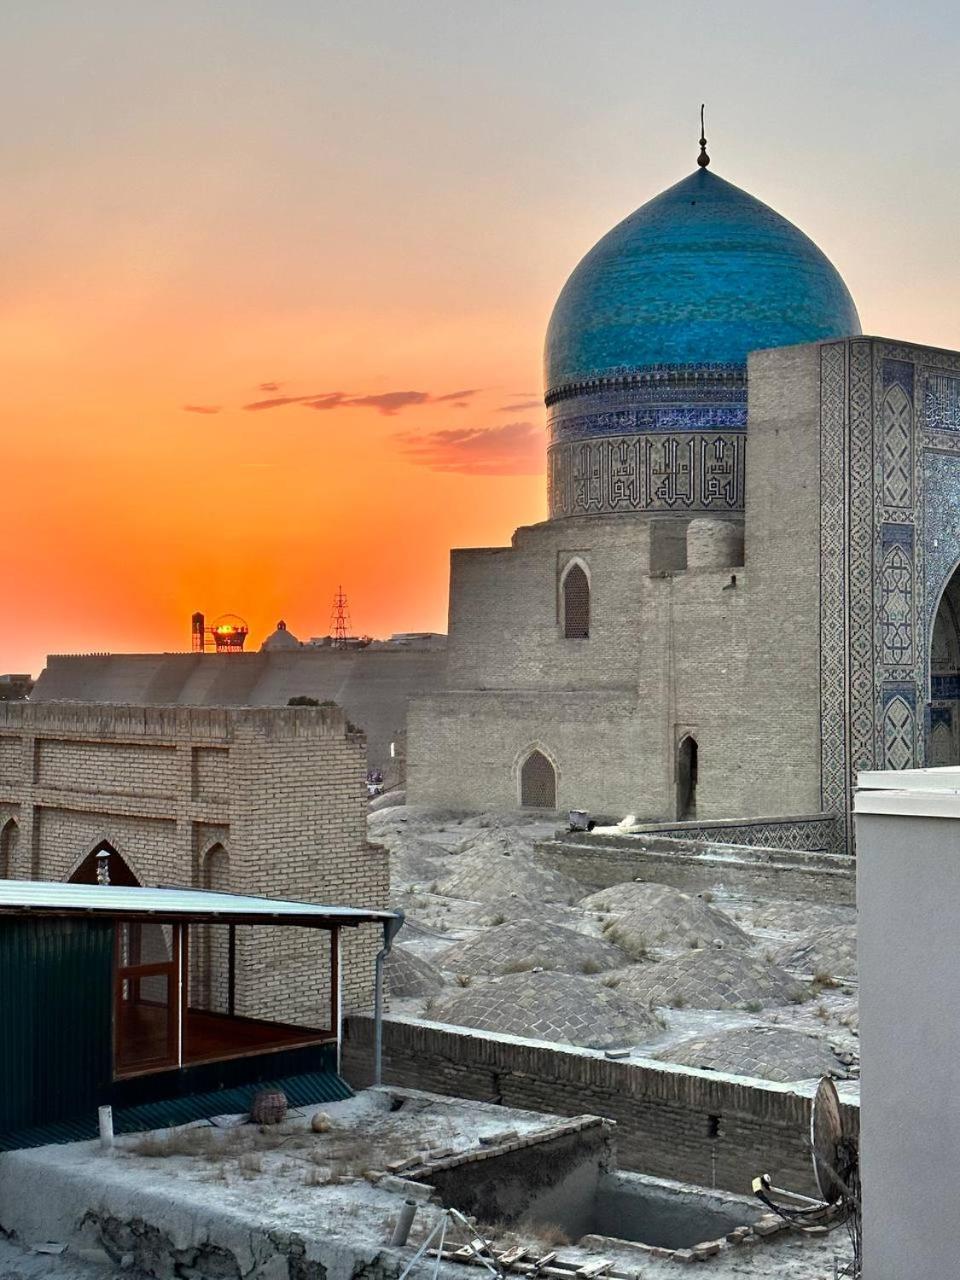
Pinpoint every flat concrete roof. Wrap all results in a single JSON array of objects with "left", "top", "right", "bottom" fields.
[
  {"left": 856, "top": 766, "right": 960, "bottom": 819},
  {"left": 0, "top": 880, "right": 399, "bottom": 929}
]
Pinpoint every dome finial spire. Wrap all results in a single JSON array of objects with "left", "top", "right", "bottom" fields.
[{"left": 697, "top": 103, "right": 710, "bottom": 169}]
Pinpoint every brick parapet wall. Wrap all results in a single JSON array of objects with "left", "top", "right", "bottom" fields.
[
  {"left": 0, "top": 700, "right": 357, "bottom": 743},
  {"left": 342, "top": 1016, "right": 859, "bottom": 1197}
]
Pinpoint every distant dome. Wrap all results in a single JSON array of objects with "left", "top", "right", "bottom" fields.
[
  {"left": 545, "top": 167, "right": 861, "bottom": 521},
  {"left": 261, "top": 620, "right": 301, "bottom": 651},
  {"left": 545, "top": 168, "right": 860, "bottom": 391}
]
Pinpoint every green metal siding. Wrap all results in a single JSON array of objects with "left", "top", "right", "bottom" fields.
[{"left": 0, "top": 918, "right": 113, "bottom": 1133}]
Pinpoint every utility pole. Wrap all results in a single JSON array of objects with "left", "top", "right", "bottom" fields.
[{"left": 331, "top": 585, "right": 350, "bottom": 649}]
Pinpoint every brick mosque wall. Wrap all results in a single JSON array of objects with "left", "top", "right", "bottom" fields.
[
  {"left": 342, "top": 1016, "right": 858, "bottom": 1197},
  {"left": 0, "top": 701, "right": 388, "bottom": 1022}
]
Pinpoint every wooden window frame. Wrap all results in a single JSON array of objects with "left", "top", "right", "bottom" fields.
[{"left": 113, "top": 921, "right": 185, "bottom": 1079}]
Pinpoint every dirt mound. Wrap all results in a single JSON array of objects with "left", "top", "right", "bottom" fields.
[
  {"left": 439, "top": 918, "right": 626, "bottom": 977},
  {"left": 427, "top": 971, "right": 660, "bottom": 1050},
  {"left": 611, "top": 947, "right": 807, "bottom": 1010},
  {"left": 581, "top": 883, "right": 749, "bottom": 955}
]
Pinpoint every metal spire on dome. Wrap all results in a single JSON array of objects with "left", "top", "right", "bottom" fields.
[{"left": 697, "top": 104, "right": 710, "bottom": 168}]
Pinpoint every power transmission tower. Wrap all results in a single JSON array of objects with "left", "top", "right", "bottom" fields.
[{"left": 330, "top": 585, "right": 350, "bottom": 649}]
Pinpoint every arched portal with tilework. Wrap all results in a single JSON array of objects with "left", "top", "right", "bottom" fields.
[{"left": 928, "top": 562, "right": 960, "bottom": 766}]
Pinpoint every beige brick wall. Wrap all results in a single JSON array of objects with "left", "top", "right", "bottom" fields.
[
  {"left": 191, "top": 746, "right": 229, "bottom": 803},
  {"left": 0, "top": 737, "right": 23, "bottom": 784},
  {"left": 35, "top": 738, "right": 179, "bottom": 799},
  {"left": 0, "top": 701, "right": 388, "bottom": 1029}
]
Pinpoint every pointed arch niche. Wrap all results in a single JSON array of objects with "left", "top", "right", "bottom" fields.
[
  {"left": 676, "top": 735, "right": 699, "bottom": 820},
  {"left": 561, "top": 560, "right": 590, "bottom": 639},
  {"left": 68, "top": 840, "right": 141, "bottom": 887},
  {"left": 519, "top": 748, "right": 557, "bottom": 809}
]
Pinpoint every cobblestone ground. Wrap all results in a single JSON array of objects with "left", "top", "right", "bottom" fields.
[
  {"left": 439, "top": 916, "right": 627, "bottom": 977},
  {"left": 609, "top": 945, "right": 808, "bottom": 1010},
  {"left": 775, "top": 925, "right": 858, "bottom": 980},
  {"left": 656, "top": 1026, "right": 851, "bottom": 1083},
  {"left": 580, "top": 882, "right": 751, "bottom": 954},
  {"left": 386, "top": 943, "right": 445, "bottom": 996},
  {"left": 427, "top": 970, "right": 661, "bottom": 1048}
]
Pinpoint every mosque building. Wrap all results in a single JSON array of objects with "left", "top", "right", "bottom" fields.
[{"left": 407, "top": 129, "right": 960, "bottom": 852}]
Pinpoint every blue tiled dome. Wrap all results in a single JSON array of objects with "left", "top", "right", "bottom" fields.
[{"left": 545, "top": 169, "right": 860, "bottom": 393}]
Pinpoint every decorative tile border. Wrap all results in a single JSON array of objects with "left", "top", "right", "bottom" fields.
[{"left": 820, "top": 338, "right": 960, "bottom": 849}]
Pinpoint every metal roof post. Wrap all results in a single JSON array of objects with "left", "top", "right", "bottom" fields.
[{"left": 373, "top": 912, "right": 405, "bottom": 1087}]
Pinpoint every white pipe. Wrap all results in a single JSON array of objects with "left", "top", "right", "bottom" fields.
[{"left": 98, "top": 1105, "right": 114, "bottom": 1150}]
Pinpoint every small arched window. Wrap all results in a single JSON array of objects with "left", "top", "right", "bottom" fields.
[
  {"left": 520, "top": 750, "right": 557, "bottom": 808},
  {"left": 563, "top": 563, "right": 590, "bottom": 639},
  {"left": 69, "top": 841, "right": 140, "bottom": 887}
]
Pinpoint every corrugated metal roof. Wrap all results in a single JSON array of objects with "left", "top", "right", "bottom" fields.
[
  {"left": 0, "top": 1069, "right": 354, "bottom": 1152},
  {"left": 0, "top": 880, "right": 397, "bottom": 927}
]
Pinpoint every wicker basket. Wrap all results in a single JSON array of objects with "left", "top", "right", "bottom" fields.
[{"left": 250, "top": 1088, "right": 288, "bottom": 1125}]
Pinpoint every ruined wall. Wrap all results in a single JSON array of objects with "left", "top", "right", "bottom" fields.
[
  {"left": 0, "top": 702, "right": 388, "bottom": 1019},
  {"left": 342, "top": 1016, "right": 858, "bottom": 1197}
]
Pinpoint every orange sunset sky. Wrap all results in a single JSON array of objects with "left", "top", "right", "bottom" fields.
[{"left": 6, "top": 1, "right": 960, "bottom": 675}]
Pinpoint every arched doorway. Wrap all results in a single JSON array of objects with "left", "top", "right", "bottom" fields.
[
  {"left": 69, "top": 841, "right": 141, "bottom": 887},
  {"left": 677, "top": 735, "right": 698, "bottom": 819},
  {"left": 929, "top": 565, "right": 960, "bottom": 765},
  {"left": 520, "top": 749, "right": 557, "bottom": 808},
  {"left": 0, "top": 818, "right": 18, "bottom": 877}
]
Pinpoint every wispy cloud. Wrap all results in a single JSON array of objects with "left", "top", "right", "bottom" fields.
[
  {"left": 498, "top": 399, "right": 542, "bottom": 412},
  {"left": 242, "top": 388, "right": 481, "bottom": 416},
  {"left": 182, "top": 404, "right": 221, "bottom": 415},
  {"left": 257, "top": 381, "right": 281, "bottom": 392},
  {"left": 395, "top": 420, "right": 544, "bottom": 476},
  {"left": 243, "top": 393, "right": 314, "bottom": 411}
]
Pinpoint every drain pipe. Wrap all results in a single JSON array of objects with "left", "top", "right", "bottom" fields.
[{"left": 374, "top": 911, "right": 405, "bottom": 1086}]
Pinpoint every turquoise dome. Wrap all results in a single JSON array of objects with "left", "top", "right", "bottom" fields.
[{"left": 545, "top": 169, "right": 860, "bottom": 393}]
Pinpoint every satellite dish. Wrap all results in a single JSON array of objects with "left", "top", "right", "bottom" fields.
[
  {"left": 752, "top": 1076, "right": 860, "bottom": 1275},
  {"left": 810, "top": 1076, "right": 845, "bottom": 1203}
]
